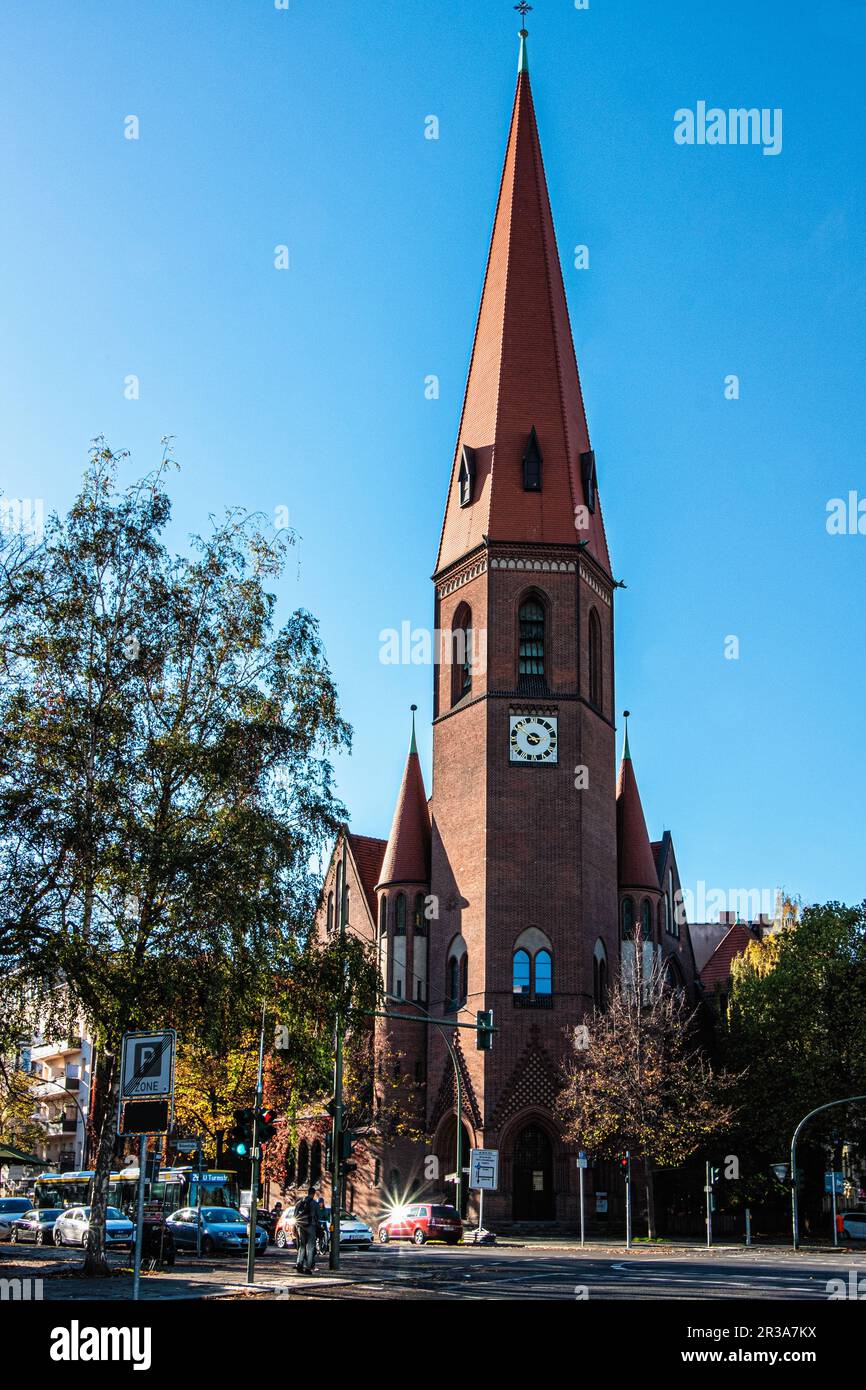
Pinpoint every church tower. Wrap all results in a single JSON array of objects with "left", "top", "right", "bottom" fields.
[{"left": 427, "top": 27, "right": 619, "bottom": 1227}]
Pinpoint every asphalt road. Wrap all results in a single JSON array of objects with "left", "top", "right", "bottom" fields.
[{"left": 5, "top": 1237, "right": 865, "bottom": 1301}]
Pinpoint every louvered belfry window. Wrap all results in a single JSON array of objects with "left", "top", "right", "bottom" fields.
[{"left": 519, "top": 599, "right": 545, "bottom": 677}]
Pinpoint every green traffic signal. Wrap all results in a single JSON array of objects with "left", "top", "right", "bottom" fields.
[{"left": 476, "top": 1009, "right": 494, "bottom": 1051}]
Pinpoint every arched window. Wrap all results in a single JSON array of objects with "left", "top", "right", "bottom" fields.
[
  {"left": 447, "top": 955, "right": 459, "bottom": 1009},
  {"left": 657, "top": 900, "right": 664, "bottom": 944},
  {"left": 297, "top": 1139, "right": 309, "bottom": 1186},
  {"left": 593, "top": 939, "right": 608, "bottom": 1009},
  {"left": 334, "top": 861, "right": 343, "bottom": 929},
  {"left": 393, "top": 894, "right": 407, "bottom": 998},
  {"left": 326, "top": 892, "right": 334, "bottom": 933},
  {"left": 310, "top": 1139, "right": 322, "bottom": 1184},
  {"left": 666, "top": 957, "right": 684, "bottom": 993},
  {"left": 513, "top": 949, "right": 531, "bottom": 995},
  {"left": 588, "top": 608, "right": 602, "bottom": 710},
  {"left": 519, "top": 598, "right": 545, "bottom": 679},
  {"left": 451, "top": 603, "right": 473, "bottom": 705},
  {"left": 535, "top": 950, "right": 552, "bottom": 995},
  {"left": 378, "top": 895, "right": 389, "bottom": 991},
  {"left": 413, "top": 893, "right": 427, "bottom": 1003},
  {"left": 641, "top": 899, "right": 653, "bottom": 941},
  {"left": 512, "top": 928, "right": 554, "bottom": 1005},
  {"left": 621, "top": 896, "right": 635, "bottom": 940},
  {"left": 446, "top": 936, "right": 467, "bottom": 1011}
]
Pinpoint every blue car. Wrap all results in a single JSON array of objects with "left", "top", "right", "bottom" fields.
[{"left": 166, "top": 1206, "right": 268, "bottom": 1256}]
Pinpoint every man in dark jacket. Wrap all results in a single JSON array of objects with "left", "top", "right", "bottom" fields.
[{"left": 294, "top": 1186, "right": 322, "bottom": 1273}]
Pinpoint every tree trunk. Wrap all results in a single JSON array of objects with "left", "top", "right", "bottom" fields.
[
  {"left": 83, "top": 1052, "right": 119, "bottom": 1277},
  {"left": 645, "top": 1157, "right": 656, "bottom": 1241}
]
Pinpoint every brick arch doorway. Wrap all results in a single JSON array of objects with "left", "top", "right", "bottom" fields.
[
  {"left": 512, "top": 1122, "right": 555, "bottom": 1221},
  {"left": 435, "top": 1115, "right": 473, "bottom": 1217}
]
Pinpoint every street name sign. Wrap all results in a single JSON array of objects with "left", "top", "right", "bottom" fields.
[{"left": 469, "top": 1148, "right": 499, "bottom": 1191}]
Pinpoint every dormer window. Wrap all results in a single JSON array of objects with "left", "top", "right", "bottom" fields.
[
  {"left": 523, "top": 427, "right": 542, "bottom": 492},
  {"left": 458, "top": 445, "right": 476, "bottom": 507},
  {"left": 580, "top": 450, "right": 597, "bottom": 513}
]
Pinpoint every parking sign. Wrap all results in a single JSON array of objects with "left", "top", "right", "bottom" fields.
[{"left": 121, "top": 1030, "right": 175, "bottom": 1099}]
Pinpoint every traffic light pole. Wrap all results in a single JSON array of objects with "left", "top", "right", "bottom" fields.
[
  {"left": 706, "top": 1160, "right": 713, "bottom": 1248},
  {"left": 245, "top": 1004, "right": 266, "bottom": 1286},
  {"left": 625, "top": 1151, "right": 632, "bottom": 1249},
  {"left": 329, "top": 835, "right": 348, "bottom": 1271}
]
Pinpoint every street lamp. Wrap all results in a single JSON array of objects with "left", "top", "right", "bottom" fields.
[{"left": 790, "top": 1095, "right": 866, "bottom": 1250}]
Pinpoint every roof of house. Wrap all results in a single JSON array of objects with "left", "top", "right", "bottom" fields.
[
  {"left": 347, "top": 833, "right": 387, "bottom": 923},
  {"left": 699, "top": 922, "right": 758, "bottom": 989}
]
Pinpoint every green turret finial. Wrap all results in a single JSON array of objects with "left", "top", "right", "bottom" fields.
[
  {"left": 515, "top": 3, "right": 531, "bottom": 72},
  {"left": 622, "top": 709, "right": 631, "bottom": 761},
  {"left": 410, "top": 704, "right": 418, "bottom": 755}
]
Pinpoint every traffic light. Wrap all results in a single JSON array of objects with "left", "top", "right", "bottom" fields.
[
  {"left": 257, "top": 1108, "right": 277, "bottom": 1146},
  {"left": 476, "top": 1009, "right": 494, "bottom": 1051},
  {"left": 340, "top": 1129, "right": 360, "bottom": 1180},
  {"left": 228, "top": 1107, "right": 255, "bottom": 1158}
]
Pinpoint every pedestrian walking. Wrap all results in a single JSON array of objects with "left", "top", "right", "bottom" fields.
[{"left": 294, "top": 1186, "right": 322, "bottom": 1273}]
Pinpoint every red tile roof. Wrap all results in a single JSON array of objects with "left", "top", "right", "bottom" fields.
[
  {"left": 700, "top": 923, "right": 756, "bottom": 988},
  {"left": 616, "top": 752, "right": 660, "bottom": 891},
  {"left": 435, "top": 66, "right": 611, "bottom": 577},
  {"left": 347, "top": 834, "right": 387, "bottom": 924},
  {"left": 377, "top": 748, "right": 431, "bottom": 888}
]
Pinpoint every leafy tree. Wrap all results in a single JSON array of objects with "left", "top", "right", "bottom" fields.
[
  {"left": 0, "top": 441, "right": 350, "bottom": 1273},
  {"left": 722, "top": 901, "right": 866, "bottom": 1207},
  {"left": 561, "top": 950, "right": 737, "bottom": 1238}
]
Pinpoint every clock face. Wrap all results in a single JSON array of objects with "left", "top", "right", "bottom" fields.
[{"left": 509, "top": 715, "right": 558, "bottom": 764}]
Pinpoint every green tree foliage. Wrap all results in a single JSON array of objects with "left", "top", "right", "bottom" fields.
[
  {"left": 0, "top": 441, "right": 350, "bottom": 1272},
  {"left": 722, "top": 901, "right": 866, "bottom": 1201}
]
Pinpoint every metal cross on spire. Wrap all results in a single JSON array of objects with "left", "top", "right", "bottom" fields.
[{"left": 514, "top": 1, "right": 533, "bottom": 25}]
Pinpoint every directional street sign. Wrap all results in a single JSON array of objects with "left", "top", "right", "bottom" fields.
[
  {"left": 469, "top": 1148, "right": 499, "bottom": 1191},
  {"left": 121, "top": 1029, "right": 175, "bottom": 1099}
]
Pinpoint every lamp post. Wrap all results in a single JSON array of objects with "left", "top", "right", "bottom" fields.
[{"left": 790, "top": 1095, "right": 866, "bottom": 1249}]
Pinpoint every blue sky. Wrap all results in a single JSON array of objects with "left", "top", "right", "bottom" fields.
[{"left": 1, "top": 1, "right": 864, "bottom": 911}]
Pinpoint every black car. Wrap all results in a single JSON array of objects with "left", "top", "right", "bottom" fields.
[{"left": 10, "top": 1208, "right": 65, "bottom": 1245}]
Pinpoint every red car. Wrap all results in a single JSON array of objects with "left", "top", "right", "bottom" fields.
[{"left": 378, "top": 1203, "right": 463, "bottom": 1246}]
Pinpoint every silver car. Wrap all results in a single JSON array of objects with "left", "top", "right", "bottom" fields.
[{"left": 53, "top": 1206, "right": 135, "bottom": 1248}]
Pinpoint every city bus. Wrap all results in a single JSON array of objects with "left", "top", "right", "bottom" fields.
[{"left": 33, "top": 1166, "right": 240, "bottom": 1217}]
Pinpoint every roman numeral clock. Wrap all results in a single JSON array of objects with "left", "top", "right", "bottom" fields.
[{"left": 509, "top": 714, "right": 558, "bottom": 763}]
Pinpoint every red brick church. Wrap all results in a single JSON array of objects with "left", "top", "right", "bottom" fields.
[{"left": 279, "top": 30, "right": 703, "bottom": 1234}]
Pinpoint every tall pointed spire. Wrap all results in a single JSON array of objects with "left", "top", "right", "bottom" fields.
[
  {"left": 616, "top": 719, "right": 659, "bottom": 891},
  {"left": 377, "top": 707, "right": 431, "bottom": 888},
  {"left": 436, "top": 28, "right": 611, "bottom": 576}
]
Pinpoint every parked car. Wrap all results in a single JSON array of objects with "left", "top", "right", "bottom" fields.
[
  {"left": 53, "top": 1206, "right": 135, "bottom": 1248},
  {"left": 841, "top": 1210, "right": 866, "bottom": 1241},
  {"left": 239, "top": 1203, "right": 278, "bottom": 1243},
  {"left": 10, "top": 1208, "right": 65, "bottom": 1245},
  {"left": 0, "top": 1197, "right": 33, "bottom": 1240},
  {"left": 378, "top": 1203, "right": 463, "bottom": 1246},
  {"left": 165, "top": 1206, "right": 268, "bottom": 1255},
  {"left": 274, "top": 1206, "right": 372, "bottom": 1250}
]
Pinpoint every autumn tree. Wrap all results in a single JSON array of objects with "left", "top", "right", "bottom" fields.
[
  {"left": 0, "top": 441, "right": 350, "bottom": 1273},
  {"left": 561, "top": 950, "right": 736, "bottom": 1238}
]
